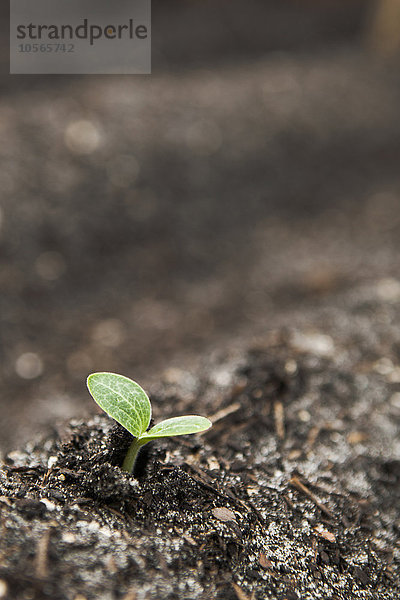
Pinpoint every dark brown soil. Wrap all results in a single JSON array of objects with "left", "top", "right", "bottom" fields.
[
  {"left": 1, "top": 300, "right": 399, "bottom": 599},
  {"left": 1, "top": 2, "right": 400, "bottom": 598}
]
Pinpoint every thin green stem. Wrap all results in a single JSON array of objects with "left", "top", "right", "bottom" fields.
[{"left": 121, "top": 437, "right": 148, "bottom": 473}]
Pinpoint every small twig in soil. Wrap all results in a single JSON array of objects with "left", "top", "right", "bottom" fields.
[
  {"left": 208, "top": 402, "right": 241, "bottom": 424},
  {"left": 71, "top": 497, "right": 94, "bottom": 505},
  {"left": 306, "top": 426, "right": 321, "bottom": 450},
  {"left": 34, "top": 528, "right": 52, "bottom": 579},
  {"left": 41, "top": 466, "right": 55, "bottom": 486},
  {"left": 289, "top": 476, "right": 335, "bottom": 519},
  {"left": 273, "top": 400, "right": 285, "bottom": 440}
]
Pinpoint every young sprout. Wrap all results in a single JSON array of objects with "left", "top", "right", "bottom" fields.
[{"left": 87, "top": 372, "right": 212, "bottom": 473}]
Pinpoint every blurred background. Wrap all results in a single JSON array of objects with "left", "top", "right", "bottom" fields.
[{"left": 1, "top": 0, "right": 400, "bottom": 453}]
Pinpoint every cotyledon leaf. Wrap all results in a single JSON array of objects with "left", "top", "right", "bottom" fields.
[
  {"left": 87, "top": 372, "right": 151, "bottom": 438},
  {"left": 139, "top": 415, "right": 212, "bottom": 441}
]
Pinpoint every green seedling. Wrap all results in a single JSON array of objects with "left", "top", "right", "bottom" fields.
[{"left": 87, "top": 372, "right": 212, "bottom": 473}]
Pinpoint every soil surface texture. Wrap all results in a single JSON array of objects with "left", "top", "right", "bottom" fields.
[
  {"left": 2, "top": 1, "right": 400, "bottom": 455},
  {"left": 1, "top": 274, "right": 400, "bottom": 599},
  {"left": 1, "top": 2, "right": 400, "bottom": 599}
]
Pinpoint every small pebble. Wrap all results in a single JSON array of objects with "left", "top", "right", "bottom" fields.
[
  {"left": 212, "top": 507, "right": 236, "bottom": 522},
  {"left": 314, "top": 524, "right": 336, "bottom": 543},
  {"left": 207, "top": 456, "right": 220, "bottom": 471}
]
